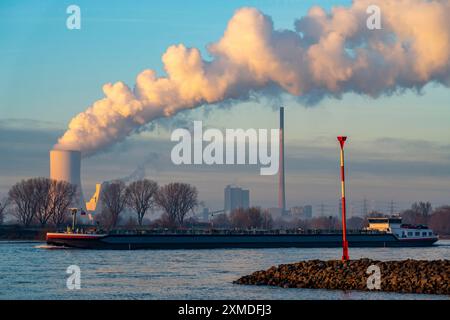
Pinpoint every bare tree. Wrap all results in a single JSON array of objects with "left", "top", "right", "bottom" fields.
[
  {"left": 412, "top": 201, "right": 433, "bottom": 217},
  {"left": 247, "top": 207, "right": 264, "bottom": 228},
  {"left": 410, "top": 201, "right": 433, "bottom": 224},
  {"left": 126, "top": 179, "right": 158, "bottom": 226},
  {"left": 101, "top": 181, "right": 128, "bottom": 230},
  {"left": 156, "top": 183, "right": 198, "bottom": 226},
  {"left": 8, "top": 178, "right": 43, "bottom": 226},
  {"left": 212, "top": 213, "right": 231, "bottom": 228},
  {"left": 230, "top": 207, "right": 269, "bottom": 229},
  {"left": 33, "top": 178, "right": 53, "bottom": 226},
  {"left": 50, "top": 180, "right": 78, "bottom": 227},
  {"left": 401, "top": 202, "right": 433, "bottom": 225},
  {"left": 0, "top": 197, "right": 9, "bottom": 225},
  {"left": 261, "top": 210, "right": 273, "bottom": 230},
  {"left": 429, "top": 206, "right": 450, "bottom": 236},
  {"left": 230, "top": 208, "right": 250, "bottom": 228},
  {"left": 6, "top": 178, "right": 77, "bottom": 227},
  {"left": 150, "top": 213, "right": 178, "bottom": 229}
]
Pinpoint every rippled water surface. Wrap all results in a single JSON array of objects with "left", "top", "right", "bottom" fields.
[{"left": 0, "top": 240, "right": 449, "bottom": 300}]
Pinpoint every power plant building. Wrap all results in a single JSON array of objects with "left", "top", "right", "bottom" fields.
[{"left": 290, "top": 205, "right": 313, "bottom": 219}]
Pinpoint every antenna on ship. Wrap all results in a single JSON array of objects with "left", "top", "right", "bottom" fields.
[{"left": 68, "top": 207, "right": 85, "bottom": 233}]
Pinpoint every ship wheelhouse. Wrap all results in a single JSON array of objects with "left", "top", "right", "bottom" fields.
[{"left": 366, "top": 216, "right": 437, "bottom": 240}]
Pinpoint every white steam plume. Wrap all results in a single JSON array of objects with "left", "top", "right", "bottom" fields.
[{"left": 56, "top": 0, "right": 450, "bottom": 157}]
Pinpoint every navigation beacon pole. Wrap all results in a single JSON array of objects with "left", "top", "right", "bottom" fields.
[{"left": 337, "top": 136, "right": 350, "bottom": 261}]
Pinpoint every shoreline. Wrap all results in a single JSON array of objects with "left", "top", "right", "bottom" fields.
[
  {"left": 234, "top": 259, "right": 450, "bottom": 295},
  {"left": 0, "top": 226, "right": 50, "bottom": 241}
]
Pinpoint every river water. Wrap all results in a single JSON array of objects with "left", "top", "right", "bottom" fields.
[{"left": 0, "top": 240, "right": 449, "bottom": 300}]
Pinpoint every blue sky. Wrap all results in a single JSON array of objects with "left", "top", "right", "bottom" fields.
[
  {"left": 1, "top": 0, "right": 449, "bottom": 215},
  {"left": 0, "top": 0, "right": 351, "bottom": 122}
]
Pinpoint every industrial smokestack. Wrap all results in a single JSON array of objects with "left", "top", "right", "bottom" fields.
[
  {"left": 50, "top": 149, "right": 84, "bottom": 209},
  {"left": 278, "top": 107, "right": 286, "bottom": 215}
]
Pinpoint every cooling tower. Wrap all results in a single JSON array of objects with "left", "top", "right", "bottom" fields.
[{"left": 50, "top": 149, "right": 84, "bottom": 208}]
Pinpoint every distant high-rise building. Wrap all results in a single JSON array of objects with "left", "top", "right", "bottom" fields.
[
  {"left": 241, "top": 189, "right": 249, "bottom": 209},
  {"left": 224, "top": 185, "right": 250, "bottom": 213},
  {"left": 303, "top": 205, "right": 313, "bottom": 219}
]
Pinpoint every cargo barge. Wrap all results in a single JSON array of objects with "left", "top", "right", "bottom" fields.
[{"left": 46, "top": 217, "right": 438, "bottom": 250}]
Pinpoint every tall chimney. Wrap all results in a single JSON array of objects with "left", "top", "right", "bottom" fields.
[
  {"left": 278, "top": 107, "right": 286, "bottom": 215},
  {"left": 50, "top": 149, "right": 85, "bottom": 209}
]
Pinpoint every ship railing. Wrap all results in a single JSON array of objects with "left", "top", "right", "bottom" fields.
[{"left": 105, "top": 228, "right": 389, "bottom": 236}]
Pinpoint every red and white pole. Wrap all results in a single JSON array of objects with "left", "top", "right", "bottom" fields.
[{"left": 337, "top": 136, "right": 350, "bottom": 261}]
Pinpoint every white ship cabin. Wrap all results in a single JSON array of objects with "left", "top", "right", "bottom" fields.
[{"left": 366, "top": 216, "right": 437, "bottom": 240}]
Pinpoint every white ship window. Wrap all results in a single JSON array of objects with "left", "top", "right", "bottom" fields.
[
  {"left": 422, "top": 232, "right": 427, "bottom": 236},
  {"left": 408, "top": 232, "right": 412, "bottom": 236},
  {"left": 415, "top": 232, "right": 420, "bottom": 236},
  {"left": 428, "top": 232, "right": 433, "bottom": 236}
]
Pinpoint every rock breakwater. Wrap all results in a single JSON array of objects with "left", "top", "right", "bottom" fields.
[{"left": 234, "top": 259, "right": 449, "bottom": 295}]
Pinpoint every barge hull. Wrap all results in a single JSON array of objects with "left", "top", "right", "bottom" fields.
[{"left": 46, "top": 233, "right": 438, "bottom": 250}]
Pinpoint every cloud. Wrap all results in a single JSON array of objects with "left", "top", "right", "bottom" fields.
[
  {"left": 54, "top": 0, "right": 450, "bottom": 157},
  {"left": 0, "top": 118, "right": 62, "bottom": 130}
]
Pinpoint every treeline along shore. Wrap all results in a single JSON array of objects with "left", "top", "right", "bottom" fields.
[
  {"left": 1, "top": 177, "right": 450, "bottom": 241},
  {"left": 0, "top": 225, "right": 50, "bottom": 241},
  {"left": 234, "top": 259, "right": 450, "bottom": 295}
]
